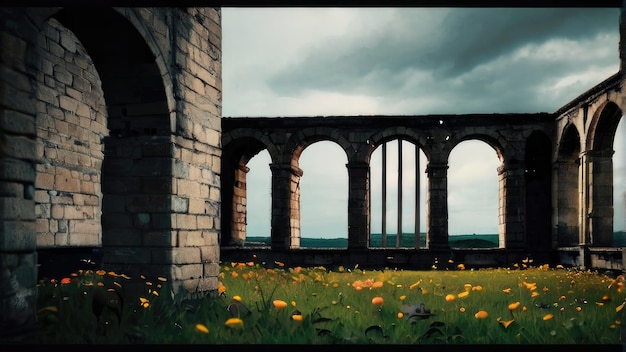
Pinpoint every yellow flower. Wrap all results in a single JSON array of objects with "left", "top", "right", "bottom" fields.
[
  {"left": 497, "top": 318, "right": 515, "bottom": 329},
  {"left": 274, "top": 261, "right": 285, "bottom": 267},
  {"left": 464, "top": 284, "right": 472, "bottom": 291},
  {"left": 233, "top": 295, "right": 242, "bottom": 302},
  {"left": 273, "top": 300, "right": 288, "bottom": 309},
  {"left": 543, "top": 314, "right": 554, "bottom": 321},
  {"left": 508, "top": 301, "right": 521, "bottom": 311},
  {"left": 397, "top": 312, "right": 404, "bottom": 319},
  {"left": 475, "top": 310, "right": 489, "bottom": 319},
  {"left": 399, "top": 295, "right": 406, "bottom": 301},
  {"left": 457, "top": 291, "right": 469, "bottom": 299},
  {"left": 225, "top": 318, "right": 244, "bottom": 328},
  {"left": 291, "top": 314, "right": 303, "bottom": 322},
  {"left": 616, "top": 302, "right": 625, "bottom": 313},
  {"left": 195, "top": 323, "right": 209, "bottom": 334},
  {"left": 472, "top": 285, "right": 483, "bottom": 291},
  {"left": 502, "top": 288, "right": 512, "bottom": 294},
  {"left": 531, "top": 292, "right": 540, "bottom": 298},
  {"left": 445, "top": 294, "right": 456, "bottom": 302},
  {"left": 409, "top": 280, "right": 422, "bottom": 290},
  {"left": 371, "top": 296, "right": 384, "bottom": 306},
  {"left": 459, "top": 307, "right": 466, "bottom": 313}
]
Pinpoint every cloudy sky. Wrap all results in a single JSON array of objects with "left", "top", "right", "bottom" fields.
[{"left": 221, "top": 7, "right": 626, "bottom": 240}]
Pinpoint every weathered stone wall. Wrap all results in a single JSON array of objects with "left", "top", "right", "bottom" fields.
[
  {"left": 34, "top": 18, "right": 107, "bottom": 249},
  {"left": 0, "top": 7, "right": 222, "bottom": 342}
]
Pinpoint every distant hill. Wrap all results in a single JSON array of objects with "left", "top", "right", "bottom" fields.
[
  {"left": 245, "top": 233, "right": 499, "bottom": 248},
  {"left": 245, "top": 232, "right": 626, "bottom": 248}
]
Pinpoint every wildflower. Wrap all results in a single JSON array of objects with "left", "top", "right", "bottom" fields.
[
  {"left": 157, "top": 276, "right": 167, "bottom": 282},
  {"left": 445, "top": 294, "right": 456, "bottom": 302},
  {"left": 225, "top": 317, "right": 244, "bottom": 328},
  {"left": 576, "top": 306, "right": 582, "bottom": 312},
  {"left": 273, "top": 300, "right": 288, "bottom": 309},
  {"left": 531, "top": 292, "right": 540, "bottom": 298},
  {"left": 616, "top": 302, "right": 625, "bottom": 313},
  {"left": 139, "top": 297, "right": 150, "bottom": 309},
  {"left": 464, "top": 284, "right": 472, "bottom": 291},
  {"left": 96, "top": 270, "right": 106, "bottom": 276},
  {"left": 502, "top": 288, "right": 512, "bottom": 294},
  {"left": 291, "top": 313, "right": 303, "bottom": 322},
  {"left": 457, "top": 291, "right": 469, "bottom": 299},
  {"left": 543, "top": 314, "right": 554, "bottom": 321},
  {"left": 472, "top": 285, "right": 483, "bottom": 291},
  {"left": 475, "top": 310, "right": 489, "bottom": 319},
  {"left": 60, "top": 277, "right": 71, "bottom": 285},
  {"left": 459, "top": 307, "right": 466, "bottom": 313},
  {"left": 275, "top": 261, "right": 285, "bottom": 267},
  {"left": 371, "top": 296, "right": 384, "bottom": 306},
  {"left": 457, "top": 264, "right": 465, "bottom": 270},
  {"left": 397, "top": 312, "right": 404, "bottom": 319},
  {"left": 508, "top": 301, "right": 521, "bottom": 311},
  {"left": 409, "top": 280, "right": 422, "bottom": 290},
  {"left": 497, "top": 317, "right": 515, "bottom": 329},
  {"left": 218, "top": 282, "right": 226, "bottom": 296},
  {"left": 399, "top": 295, "right": 406, "bottom": 301},
  {"left": 233, "top": 295, "right": 242, "bottom": 302},
  {"left": 195, "top": 323, "right": 209, "bottom": 334}
]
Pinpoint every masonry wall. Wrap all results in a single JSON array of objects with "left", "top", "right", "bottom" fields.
[{"left": 34, "top": 18, "right": 107, "bottom": 249}]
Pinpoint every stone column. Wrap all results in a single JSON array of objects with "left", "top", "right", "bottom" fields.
[
  {"left": 346, "top": 161, "right": 369, "bottom": 249},
  {"left": 553, "top": 159, "right": 580, "bottom": 246},
  {"left": 587, "top": 150, "right": 615, "bottom": 246},
  {"left": 426, "top": 162, "right": 449, "bottom": 249},
  {"left": 498, "top": 161, "right": 526, "bottom": 249},
  {"left": 270, "top": 163, "right": 302, "bottom": 250}
]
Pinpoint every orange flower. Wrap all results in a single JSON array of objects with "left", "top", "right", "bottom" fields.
[
  {"left": 195, "top": 323, "right": 209, "bottom": 334},
  {"left": 397, "top": 312, "right": 404, "bottom": 319},
  {"left": 508, "top": 301, "right": 521, "bottom": 311},
  {"left": 445, "top": 294, "right": 456, "bottom": 302},
  {"left": 273, "top": 300, "right": 288, "bottom": 309},
  {"left": 371, "top": 296, "right": 384, "bottom": 306},
  {"left": 475, "top": 310, "right": 489, "bottom": 319},
  {"left": 543, "top": 314, "right": 554, "bottom": 321},
  {"left": 457, "top": 291, "right": 469, "bottom": 299},
  {"left": 60, "top": 277, "right": 71, "bottom": 285}
]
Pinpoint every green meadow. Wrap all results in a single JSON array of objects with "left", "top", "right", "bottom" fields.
[{"left": 35, "top": 259, "right": 626, "bottom": 344}]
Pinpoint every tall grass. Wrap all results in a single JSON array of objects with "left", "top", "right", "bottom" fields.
[{"left": 35, "top": 260, "right": 626, "bottom": 344}]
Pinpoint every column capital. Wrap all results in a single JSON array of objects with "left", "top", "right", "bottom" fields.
[{"left": 269, "top": 163, "right": 303, "bottom": 177}]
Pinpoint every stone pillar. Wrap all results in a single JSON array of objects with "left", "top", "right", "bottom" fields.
[
  {"left": 0, "top": 7, "right": 38, "bottom": 342},
  {"left": 426, "top": 162, "right": 449, "bottom": 249},
  {"left": 498, "top": 161, "right": 526, "bottom": 249},
  {"left": 553, "top": 159, "right": 580, "bottom": 246},
  {"left": 270, "top": 163, "right": 302, "bottom": 249},
  {"left": 587, "top": 150, "right": 614, "bottom": 246},
  {"left": 346, "top": 161, "right": 369, "bottom": 249}
]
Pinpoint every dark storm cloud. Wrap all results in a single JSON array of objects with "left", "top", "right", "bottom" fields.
[{"left": 267, "top": 8, "right": 620, "bottom": 110}]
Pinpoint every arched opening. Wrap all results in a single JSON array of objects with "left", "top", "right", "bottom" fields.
[
  {"left": 448, "top": 140, "right": 499, "bottom": 248},
  {"left": 50, "top": 8, "right": 173, "bottom": 279},
  {"left": 220, "top": 137, "right": 268, "bottom": 246},
  {"left": 556, "top": 124, "right": 581, "bottom": 247},
  {"left": 589, "top": 103, "right": 622, "bottom": 246},
  {"left": 299, "top": 141, "right": 348, "bottom": 248},
  {"left": 370, "top": 139, "right": 426, "bottom": 248},
  {"left": 246, "top": 149, "right": 272, "bottom": 244},
  {"left": 525, "top": 131, "right": 552, "bottom": 251}
]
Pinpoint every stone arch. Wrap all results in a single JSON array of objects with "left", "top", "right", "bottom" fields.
[
  {"left": 47, "top": 8, "right": 178, "bottom": 286},
  {"left": 277, "top": 129, "right": 351, "bottom": 248},
  {"left": 364, "top": 128, "right": 427, "bottom": 249},
  {"left": 447, "top": 135, "right": 503, "bottom": 247},
  {"left": 587, "top": 101, "right": 623, "bottom": 246},
  {"left": 221, "top": 131, "right": 277, "bottom": 246},
  {"left": 556, "top": 123, "right": 582, "bottom": 246},
  {"left": 525, "top": 130, "right": 553, "bottom": 253}
]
